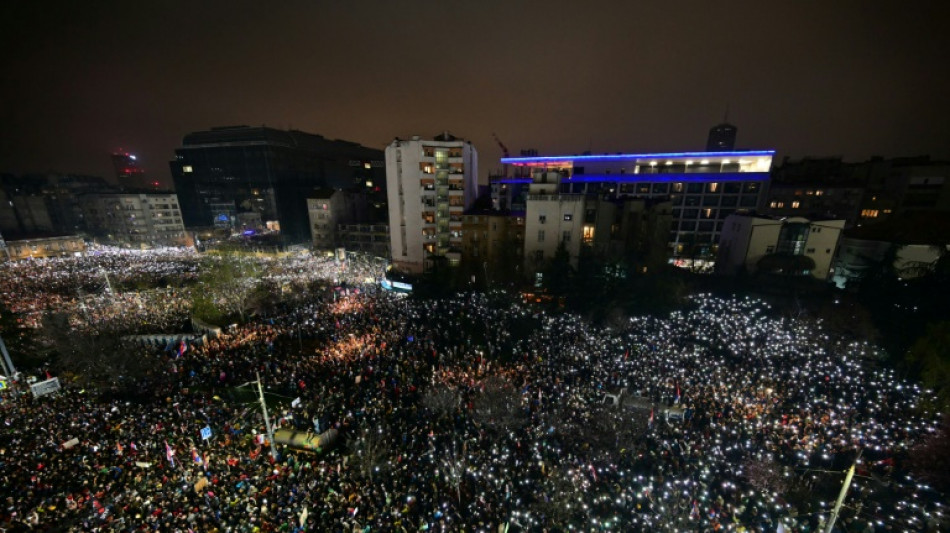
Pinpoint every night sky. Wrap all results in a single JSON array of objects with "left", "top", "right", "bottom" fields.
[{"left": 3, "top": 1, "right": 949, "bottom": 186}]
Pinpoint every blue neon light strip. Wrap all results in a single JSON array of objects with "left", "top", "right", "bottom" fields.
[
  {"left": 494, "top": 172, "right": 769, "bottom": 185},
  {"left": 501, "top": 150, "right": 775, "bottom": 165}
]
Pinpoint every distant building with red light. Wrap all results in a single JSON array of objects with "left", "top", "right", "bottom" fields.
[{"left": 112, "top": 150, "right": 156, "bottom": 190}]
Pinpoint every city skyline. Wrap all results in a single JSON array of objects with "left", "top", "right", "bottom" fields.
[{"left": 2, "top": 1, "right": 950, "bottom": 185}]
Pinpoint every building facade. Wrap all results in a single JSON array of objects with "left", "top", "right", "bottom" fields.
[
  {"left": 170, "top": 125, "right": 384, "bottom": 243},
  {"left": 585, "top": 196, "right": 673, "bottom": 273},
  {"left": 338, "top": 223, "right": 391, "bottom": 258},
  {"left": 0, "top": 173, "right": 116, "bottom": 239},
  {"left": 83, "top": 193, "right": 187, "bottom": 247},
  {"left": 831, "top": 212, "right": 950, "bottom": 288},
  {"left": 764, "top": 183, "right": 864, "bottom": 227},
  {"left": 850, "top": 156, "right": 950, "bottom": 225},
  {"left": 307, "top": 189, "right": 368, "bottom": 251},
  {"left": 766, "top": 155, "right": 950, "bottom": 228},
  {"left": 717, "top": 214, "right": 845, "bottom": 280},
  {"left": 385, "top": 133, "right": 478, "bottom": 274},
  {"left": 499, "top": 150, "right": 774, "bottom": 268},
  {"left": 522, "top": 169, "right": 587, "bottom": 274},
  {"left": 2, "top": 235, "right": 86, "bottom": 261},
  {"left": 461, "top": 211, "right": 525, "bottom": 282}
]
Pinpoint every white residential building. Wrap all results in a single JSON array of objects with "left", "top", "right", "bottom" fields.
[
  {"left": 717, "top": 214, "right": 844, "bottom": 280},
  {"left": 523, "top": 169, "right": 586, "bottom": 275},
  {"left": 385, "top": 133, "right": 478, "bottom": 274}
]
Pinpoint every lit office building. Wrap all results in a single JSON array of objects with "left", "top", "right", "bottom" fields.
[{"left": 499, "top": 150, "right": 774, "bottom": 267}]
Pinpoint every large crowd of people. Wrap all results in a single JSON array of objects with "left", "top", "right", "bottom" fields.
[{"left": 0, "top": 249, "right": 945, "bottom": 532}]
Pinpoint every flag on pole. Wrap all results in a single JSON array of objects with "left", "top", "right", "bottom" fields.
[
  {"left": 165, "top": 441, "right": 176, "bottom": 467},
  {"left": 191, "top": 448, "right": 203, "bottom": 465},
  {"left": 675, "top": 382, "right": 681, "bottom": 404},
  {"left": 177, "top": 340, "right": 188, "bottom": 359},
  {"left": 648, "top": 407, "right": 655, "bottom": 428}
]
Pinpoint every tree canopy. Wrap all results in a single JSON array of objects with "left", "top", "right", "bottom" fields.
[{"left": 193, "top": 252, "right": 265, "bottom": 324}]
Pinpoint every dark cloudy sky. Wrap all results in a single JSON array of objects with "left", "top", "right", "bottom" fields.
[{"left": 2, "top": 1, "right": 949, "bottom": 186}]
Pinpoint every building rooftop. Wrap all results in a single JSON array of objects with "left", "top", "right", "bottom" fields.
[
  {"left": 845, "top": 212, "right": 950, "bottom": 245},
  {"left": 501, "top": 149, "right": 775, "bottom": 165},
  {"left": 307, "top": 188, "right": 338, "bottom": 200},
  {"left": 180, "top": 126, "right": 380, "bottom": 157}
]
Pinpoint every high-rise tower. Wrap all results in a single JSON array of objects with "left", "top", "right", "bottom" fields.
[
  {"left": 706, "top": 123, "right": 737, "bottom": 151},
  {"left": 112, "top": 151, "right": 151, "bottom": 190}
]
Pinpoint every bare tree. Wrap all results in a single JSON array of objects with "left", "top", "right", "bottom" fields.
[
  {"left": 439, "top": 438, "right": 469, "bottom": 504},
  {"left": 351, "top": 421, "right": 389, "bottom": 479},
  {"left": 421, "top": 385, "right": 459, "bottom": 420},
  {"left": 471, "top": 375, "right": 526, "bottom": 434}
]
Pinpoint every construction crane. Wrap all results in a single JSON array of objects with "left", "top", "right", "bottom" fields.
[{"left": 492, "top": 132, "right": 510, "bottom": 177}]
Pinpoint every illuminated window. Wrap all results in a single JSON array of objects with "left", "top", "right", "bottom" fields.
[
  {"left": 769, "top": 201, "right": 778, "bottom": 208},
  {"left": 182, "top": 165, "right": 193, "bottom": 173},
  {"left": 707, "top": 182, "right": 719, "bottom": 193},
  {"left": 815, "top": 190, "right": 824, "bottom": 196},
  {"left": 672, "top": 183, "right": 684, "bottom": 193},
  {"left": 363, "top": 162, "right": 371, "bottom": 169},
  {"left": 582, "top": 226, "right": 595, "bottom": 244},
  {"left": 861, "top": 209, "right": 879, "bottom": 218},
  {"left": 791, "top": 201, "right": 800, "bottom": 208},
  {"left": 365, "top": 181, "right": 373, "bottom": 187},
  {"left": 563, "top": 213, "right": 572, "bottom": 221}
]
